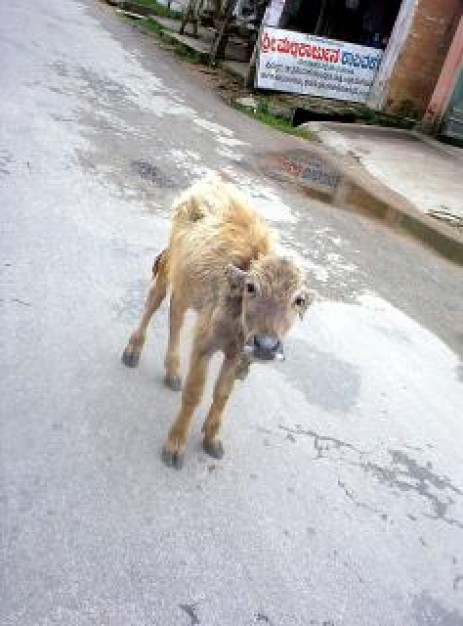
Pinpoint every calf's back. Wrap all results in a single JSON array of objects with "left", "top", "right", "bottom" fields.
[{"left": 167, "top": 178, "right": 274, "bottom": 312}]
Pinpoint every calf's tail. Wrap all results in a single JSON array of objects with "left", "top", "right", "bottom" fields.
[{"left": 152, "top": 248, "right": 169, "bottom": 279}]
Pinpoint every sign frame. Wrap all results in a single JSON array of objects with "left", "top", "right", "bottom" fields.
[{"left": 256, "top": 27, "right": 384, "bottom": 104}]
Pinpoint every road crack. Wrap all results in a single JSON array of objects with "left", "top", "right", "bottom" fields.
[{"left": 280, "top": 425, "right": 463, "bottom": 530}]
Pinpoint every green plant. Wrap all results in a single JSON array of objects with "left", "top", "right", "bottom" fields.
[{"left": 233, "top": 99, "right": 314, "bottom": 140}]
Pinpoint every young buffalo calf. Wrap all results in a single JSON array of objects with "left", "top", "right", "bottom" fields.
[{"left": 122, "top": 176, "right": 313, "bottom": 468}]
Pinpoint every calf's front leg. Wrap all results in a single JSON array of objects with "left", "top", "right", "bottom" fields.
[{"left": 202, "top": 355, "right": 239, "bottom": 459}]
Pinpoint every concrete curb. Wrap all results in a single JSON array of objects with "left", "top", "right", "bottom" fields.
[
  {"left": 146, "top": 15, "right": 211, "bottom": 61},
  {"left": 301, "top": 122, "right": 463, "bottom": 266},
  {"left": 104, "top": 1, "right": 210, "bottom": 59},
  {"left": 307, "top": 120, "right": 463, "bottom": 159}
]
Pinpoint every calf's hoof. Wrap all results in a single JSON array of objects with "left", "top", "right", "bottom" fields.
[
  {"left": 203, "top": 438, "right": 225, "bottom": 460},
  {"left": 162, "top": 438, "right": 186, "bottom": 469},
  {"left": 121, "top": 345, "right": 140, "bottom": 368},
  {"left": 164, "top": 375, "right": 182, "bottom": 392}
]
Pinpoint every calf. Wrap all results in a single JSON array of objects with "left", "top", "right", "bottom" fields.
[{"left": 122, "top": 176, "right": 313, "bottom": 468}]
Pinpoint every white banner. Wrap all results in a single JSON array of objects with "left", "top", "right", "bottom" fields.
[{"left": 256, "top": 27, "right": 383, "bottom": 103}]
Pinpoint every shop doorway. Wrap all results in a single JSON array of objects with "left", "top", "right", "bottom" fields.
[
  {"left": 440, "top": 67, "right": 463, "bottom": 145},
  {"left": 280, "top": 0, "right": 402, "bottom": 49}
]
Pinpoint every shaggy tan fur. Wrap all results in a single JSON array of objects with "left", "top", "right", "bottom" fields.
[
  {"left": 168, "top": 176, "right": 274, "bottom": 308},
  {"left": 122, "top": 176, "right": 312, "bottom": 468}
]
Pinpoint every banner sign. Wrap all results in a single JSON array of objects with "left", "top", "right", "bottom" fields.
[{"left": 256, "top": 27, "right": 383, "bottom": 103}]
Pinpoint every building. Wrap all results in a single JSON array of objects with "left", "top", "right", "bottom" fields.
[
  {"left": 367, "top": 0, "right": 462, "bottom": 138},
  {"left": 256, "top": 0, "right": 463, "bottom": 140}
]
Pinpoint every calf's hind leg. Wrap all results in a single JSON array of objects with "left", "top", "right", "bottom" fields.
[
  {"left": 122, "top": 252, "right": 168, "bottom": 368},
  {"left": 164, "top": 291, "right": 187, "bottom": 391}
]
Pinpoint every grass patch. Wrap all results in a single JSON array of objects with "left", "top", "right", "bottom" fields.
[
  {"left": 233, "top": 99, "right": 314, "bottom": 140},
  {"left": 135, "top": 17, "right": 205, "bottom": 64}
]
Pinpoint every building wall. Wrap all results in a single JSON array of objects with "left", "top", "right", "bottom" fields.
[{"left": 383, "top": 0, "right": 461, "bottom": 118}]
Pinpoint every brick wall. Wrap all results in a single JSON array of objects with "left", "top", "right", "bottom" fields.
[{"left": 384, "top": 0, "right": 461, "bottom": 117}]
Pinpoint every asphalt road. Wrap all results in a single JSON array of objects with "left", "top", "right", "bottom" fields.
[{"left": 1, "top": 1, "right": 463, "bottom": 625}]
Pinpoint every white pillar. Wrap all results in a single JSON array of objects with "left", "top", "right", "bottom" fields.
[{"left": 366, "top": 0, "right": 419, "bottom": 110}]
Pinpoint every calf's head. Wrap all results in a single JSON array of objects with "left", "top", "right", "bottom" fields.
[{"left": 226, "top": 256, "right": 313, "bottom": 362}]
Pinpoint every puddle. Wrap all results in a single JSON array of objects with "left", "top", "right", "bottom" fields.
[
  {"left": 263, "top": 148, "right": 463, "bottom": 251},
  {"left": 260, "top": 148, "right": 401, "bottom": 225},
  {"left": 263, "top": 149, "right": 342, "bottom": 202}
]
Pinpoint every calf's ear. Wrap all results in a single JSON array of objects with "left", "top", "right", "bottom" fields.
[
  {"left": 297, "top": 285, "right": 316, "bottom": 320},
  {"left": 225, "top": 264, "right": 247, "bottom": 293}
]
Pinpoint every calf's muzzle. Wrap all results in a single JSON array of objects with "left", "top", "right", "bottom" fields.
[{"left": 250, "top": 333, "right": 285, "bottom": 362}]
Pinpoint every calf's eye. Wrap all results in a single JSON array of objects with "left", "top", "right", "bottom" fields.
[
  {"left": 294, "top": 296, "right": 305, "bottom": 307},
  {"left": 246, "top": 282, "right": 256, "bottom": 295}
]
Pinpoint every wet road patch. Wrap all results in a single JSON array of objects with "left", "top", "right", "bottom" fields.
[{"left": 130, "top": 159, "right": 178, "bottom": 188}]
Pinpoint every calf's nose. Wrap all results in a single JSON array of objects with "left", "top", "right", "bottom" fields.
[{"left": 253, "top": 334, "right": 281, "bottom": 360}]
